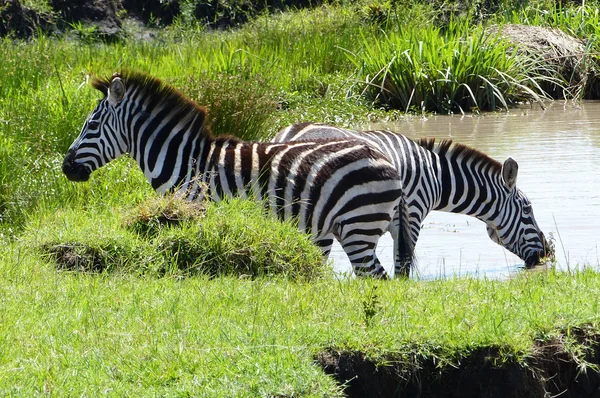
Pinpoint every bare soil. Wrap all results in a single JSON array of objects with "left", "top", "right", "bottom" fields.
[{"left": 317, "top": 327, "right": 600, "bottom": 397}]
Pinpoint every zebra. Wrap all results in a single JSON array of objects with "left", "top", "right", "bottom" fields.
[
  {"left": 274, "top": 122, "right": 550, "bottom": 276},
  {"left": 62, "top": 71, "right": 410, "bottom": 278}
]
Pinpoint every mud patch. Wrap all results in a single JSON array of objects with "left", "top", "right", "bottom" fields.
[{"left": 317, "top": 328, "right": 600, "bottom": 397}]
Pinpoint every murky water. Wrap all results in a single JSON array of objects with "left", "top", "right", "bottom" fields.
[{"left": 330, "top": 101, "right": 600, "bottom": 279}]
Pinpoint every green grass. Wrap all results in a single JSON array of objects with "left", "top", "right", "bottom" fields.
[
  {"left": 25, "top": 196, "right": 327, "bottom": 280},
  {"left": 353, "top": 21, "right": 553, "bottom": 113},
  {"left": 2, "top": 235, "right": 600, "bottom": 395},
  {"left": 1, "top": 1, "right": 598, "bottom": 232}
]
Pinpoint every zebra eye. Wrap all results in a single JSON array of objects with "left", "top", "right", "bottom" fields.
[
  {"left": 87, "top": 120, "right": 100, "bottom": 130},
  {"left": 523, "top": 204, "right": 532, "bottom": 215}
]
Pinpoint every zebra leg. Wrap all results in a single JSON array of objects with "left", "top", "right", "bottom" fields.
[
  {"left": 388, "top": 199, "right": 417, "bottom": 278},
  {"left": 334, "top": 224, "right": 388, "bottom": 279}
]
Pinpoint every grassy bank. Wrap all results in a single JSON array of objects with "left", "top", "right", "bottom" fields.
[{"left": 2, "top": 232, "right": 600, "bottom": 395}]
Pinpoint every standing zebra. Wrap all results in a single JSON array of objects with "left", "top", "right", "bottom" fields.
[
  {"left": 62, "top": 71, "right": 408, "bottom": 278},
  {"left": 274, "top": 122, "right": 550, "bottom": 276}
]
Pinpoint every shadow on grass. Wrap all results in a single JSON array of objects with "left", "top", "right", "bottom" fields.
[{"left": 317, "top": 326, "right": 600, "bottom": 398}]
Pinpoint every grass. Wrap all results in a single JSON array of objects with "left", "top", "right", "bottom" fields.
[
  {"left": 1, "top": 1, "right": 598, "bottom": 232},
  {"left": 353, "top": 21, "right": 553, "bottom": 113},
  {"left": 2, "top": 234, "right": 600, "bottom": 395},
  {"left": 25, "top": 196, "right": 328, "bottom": 280}
]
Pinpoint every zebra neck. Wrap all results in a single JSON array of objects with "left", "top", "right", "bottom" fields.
[
  {"left": 139, "top": 133, "right": 209, "bottom": 196},
  {"left": 433, "top": 152, "right": 502, "bottom": 221},
  {"left": 127, "top": 109, "right": 210, "bottom": 195}
]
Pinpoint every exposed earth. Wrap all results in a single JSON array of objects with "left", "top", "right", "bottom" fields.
[
  {"left": 0, "top": 0, "right": 321, "bottom": 40},
  {"left": 318, "top": 327, "right": 600, "bottom": 397}
]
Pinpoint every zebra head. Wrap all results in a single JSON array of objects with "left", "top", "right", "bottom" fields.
[
  {"left": 486, "top": 157, "right": 549, "bottom": 268},
  {"left": 63, "top": 74, "right": 128, "bottom": 182}
]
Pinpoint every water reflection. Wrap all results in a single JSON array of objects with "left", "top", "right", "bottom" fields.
[{"left": 330, "top": 101, "right": 600, "bottom": 279}]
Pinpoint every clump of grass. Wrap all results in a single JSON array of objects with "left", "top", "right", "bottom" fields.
[
  {"left": 42, "top": 240, "right": 149, "bottom": 274},
  {"left": 353, "top": 22, "right": 552, "bottom": 113},
  {"left": 124, "top": 195, "right": 207, "bottom": 237},
  {"left": 153, "top": 197, "right": 328, "bottom": 279},
  {"left": 180, "top": 71, "right": 281, "bottom": 141},
  {"left": 28, "top": 196, "right": 328, "bottom": 280}
]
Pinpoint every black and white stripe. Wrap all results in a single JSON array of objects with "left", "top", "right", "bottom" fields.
[
  {"left": 62, "top": 72, "right": 406, "bottom": 277},
  {"left": 274, "top": 122, "right": 549, "bottom": 274}
]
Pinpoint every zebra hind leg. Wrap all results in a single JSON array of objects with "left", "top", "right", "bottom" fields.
[
  {"left": 315, "top": 234, "right": 387, "bottom": 278},
  {"left": 388, "top": 204, "right": 416, "bottom": 278},
  {"left": 337, "top": 235, "right": 388, "bottom": 279}
]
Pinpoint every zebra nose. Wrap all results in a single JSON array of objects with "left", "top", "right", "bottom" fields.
[
  {"left": 62, "top": 149, "right": 90, "bottom": 182},
  {"left": 64, "top": 148, "right": 75, "bottom": 161},
  {"left": 63, "top": 149, "right": 76, "bottom": 171},
  {"left": 541, "top": 233, "right": 553, "bottom": 258}
]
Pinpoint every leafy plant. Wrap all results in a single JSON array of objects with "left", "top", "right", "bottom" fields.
[
  {"left": 362, "top": 283, "right": 381, "bottom": 328},
  {"left": 353, "top": 22, "right": 553, "bottom": 113}
]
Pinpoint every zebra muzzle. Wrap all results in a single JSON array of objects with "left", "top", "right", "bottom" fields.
[
  {"left": 62, "top": 149, "right": 91, "bottom": 182},
  {"left": 524, "top": 233, "right": 551, "bottom": 268}
]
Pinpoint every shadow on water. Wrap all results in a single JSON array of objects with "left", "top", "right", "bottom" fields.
[{"left": 330, "top": 101, "right": 600, "bottom": 279}]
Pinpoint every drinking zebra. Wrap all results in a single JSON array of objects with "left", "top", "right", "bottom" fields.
[
  {"left": 274, "top": 122, "right": 550, "bottom": 276},
  {"left": 62, "top": 71, "right": 410, "bottom": 278}
]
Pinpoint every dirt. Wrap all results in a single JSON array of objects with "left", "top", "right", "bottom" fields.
[
  {"left": 0, "top": 0, "right": 324, "bottom": 40},
  {"left": 317, "top": 327, "right": 600, "bottom": 397},
  {"left": 1, "top": 0, "right": 124, "bottom": 40}
]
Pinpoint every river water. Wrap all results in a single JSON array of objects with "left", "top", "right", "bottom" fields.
[{"left": 330, "top": 101, "right": 600, "bottom": 279}]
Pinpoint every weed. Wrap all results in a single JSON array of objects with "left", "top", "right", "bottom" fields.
[{"left": 361, "top": 283, "right": 381, "bottom": 328}]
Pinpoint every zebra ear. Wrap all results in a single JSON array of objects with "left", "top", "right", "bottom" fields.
[
  {"left": 501, "top": 157, "right": 518, "bottom": 190},
  {"left": 108, "top": 77, "right": 126, "bottom": 105}
]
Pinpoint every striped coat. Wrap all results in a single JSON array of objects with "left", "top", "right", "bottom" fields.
[
  {"left": 63, "top": 71, "right": 409, "bottom": 277},
  {"left": 274, "top": 122, "right": 549, "bottom": 273}
]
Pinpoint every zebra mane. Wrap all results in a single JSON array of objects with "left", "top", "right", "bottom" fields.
[
  {"left": 91, "top": 70, "right": 212, "bottom": 137},
  {"left": 418, "top": 138, "right": 502, "bottom": 172}
]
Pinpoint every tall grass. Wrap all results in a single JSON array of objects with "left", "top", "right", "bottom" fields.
[
  {"left": 1, "top": 1, "right": 598, "bottom": 232},
  {"left": 354, "top": 21, "right": 553, "bottom": 113}
]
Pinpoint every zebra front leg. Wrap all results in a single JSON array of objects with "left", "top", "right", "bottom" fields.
[{"left": 314, "top": 236, "right": 334, "bottom": 258}]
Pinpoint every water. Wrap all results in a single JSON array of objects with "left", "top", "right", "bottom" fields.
[{"left": 330, "top": 101, "right": 600, "bottom": 279}]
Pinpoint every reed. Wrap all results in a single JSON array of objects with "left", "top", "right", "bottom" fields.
[{"left": 353, "top": 21, "right": 553, "bottom": 113}]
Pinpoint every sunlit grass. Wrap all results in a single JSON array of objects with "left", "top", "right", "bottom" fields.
[
  {"left": 2, "top": 233, "right": 600, "bottom": 395},
  {"left": 353, "top": 22, "right": 554, "bottom": 113},
  {"left": 1, "top": 3, "right": 600, "bottom": 393},
  {"left": 24, "top": 196, "right": 327, "bottom": 280}
]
